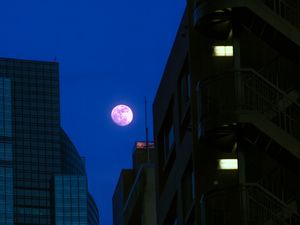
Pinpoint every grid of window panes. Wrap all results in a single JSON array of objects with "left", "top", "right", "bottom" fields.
[
  {"left": 0, "top": 59, "right": 61, "bottom": 224},
  {"left": 0, "top": 143, "right": 12, "bottom": 161},
  {"left": 61, "top": 129, "right": 86, "bottom": 176},
  {"left": 87, "top": 193, "right": 99, "bottom": 225},
  {"left": 0, "top": 58, "right": 99, "bottom": 225},
  {"left": 0, "top": 77, "right": 12, "bottom": 137},
  {"left": 0, "top": 76, "right": 14, "bottom": 225},
  {"left": 0, "top": 167, "right": 13, "bottom": 225},
  {"left": 0, "top": 77, "right": 13, "bottom": 162},
  {"left": 54, "top": 176, "right": 88, "bottom": 225}
]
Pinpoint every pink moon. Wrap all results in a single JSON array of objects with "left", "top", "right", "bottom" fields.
[{"left": 111, "top": 105, "right": 133, "bottom": 126}]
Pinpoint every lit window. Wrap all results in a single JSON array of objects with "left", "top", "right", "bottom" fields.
[
  {"left": 218, "top": 159, "right": 238, "bottom": 170},
  {"left": 213, "top": 46, "right": 233, "bottom": 56}
]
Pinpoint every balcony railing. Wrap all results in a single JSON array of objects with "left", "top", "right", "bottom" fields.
[
  {"left": 258, "top": 167, "right": 297, "bottom": 204},
  {"left": 261, "top": 0, "right": 300, "bottom": 29},
  {"left": 200, "top": 183, "right": 300, "bottom": 225},
  {"left": 242, "top": 68, "right": 300, "bottom": 139},
  {"left": 198, "top": 68, "right": 300, "bottom": 142}
]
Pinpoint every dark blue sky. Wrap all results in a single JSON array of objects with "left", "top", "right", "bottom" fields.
[{"left": 0, "top": 1, "right": 185, "bottom": 224}]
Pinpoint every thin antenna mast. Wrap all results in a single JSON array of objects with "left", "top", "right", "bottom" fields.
[{"left": 144, "top": 97, "right": 150, "bottom": 162}]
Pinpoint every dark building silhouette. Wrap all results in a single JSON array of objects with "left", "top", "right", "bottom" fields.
[
  {"left": 112, "top": 142, "right": 157, "bottom": 225},
  {"left": 153, "top": 1, "right": 300, "bottom": 225},
  {"left": 0, "top": 58, "right": 99, "bottom": 225}
]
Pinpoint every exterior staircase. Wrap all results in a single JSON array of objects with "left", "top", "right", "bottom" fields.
[
  {"left": 200, "top": 183, "right": 300, "bottom": 225},
  {"left": 198, "top": 66, "right": 300, "bottom": 160},
  {"left": 197, "top": 63, "right": 300, "bottom": 225}
]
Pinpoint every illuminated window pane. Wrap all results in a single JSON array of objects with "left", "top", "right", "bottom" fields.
[
  {"left": 213, "top": 46, "right": 233, "bottom": 57},
  {"left": 218, "top": 159, "right": 238, "bottom": 170},
  {"left": 225, "top": 46, "right": 233, "bottom": 56}
]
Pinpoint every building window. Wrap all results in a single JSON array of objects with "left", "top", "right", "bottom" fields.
[
  {"left": 0, "top": 77, "right": 13, "bottom": 225},
  {"left": 157, "top": 101, "right": 176, "bottom": 192},
  {"left": 54, "top": 175, "right": 88, "bottom": 225},
  {"left": 196, "top": 81, "right": 203, "bottom": 139},
  {"left": 0, "top": 167, "right": 13, "bottom": 225},
  {"left": 162, "top": 101, "right": 175, "bottom": 163},
  {"left": 164, "top": 124, "right": 175, "bottom": 162},
  {"left": 182, "top": 163, "right": 195, "bottom": 219},
  {"left": 166, "top": 124, "right": 174, "bottom": 153},
  {"left": 191, "top": 171, "right": 195, "bottom": 199},
  {"left": 218, "top": 159, "right": 238, "bottom": 170},
  {"left": 0, "top": 143, "right": 12, "bottom": 161},
  {"left": 179, "top": 59, "right": 191, "bottom": 115},
  {"left": 213, "top": 46, "right": 233, "bottom": 57},
  {"left": 0, "top": 77, "right": 12, "bottom": 137}
]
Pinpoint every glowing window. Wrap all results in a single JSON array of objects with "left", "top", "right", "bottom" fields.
[
  {"left": 218, "top": 159, "right": 238, "bottom": 170},
  {"left": 213, "top": 46, "right": 233, "bottom": 57}
]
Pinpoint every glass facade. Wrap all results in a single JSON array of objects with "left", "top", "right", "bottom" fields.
[
  {"left": 0, "top": 58, "right": 99, "bottom": 225},
  {"left": 0, "top": 77, "right": 12, "bottom": 137},
  {"left": 60, "top": 130, "right": 86, "bottom": 176},
  {"left": 0, "top": 77, "right": 13, "bottom": 225},
  {"left": 88, "top": 193, "right": 100, "bottom": 225},
  {"left": 0, "top": 167, "right": 13, "bottom": 225},
  {"left": 54, "top": 176, "right": 88, "bottom": 225}
]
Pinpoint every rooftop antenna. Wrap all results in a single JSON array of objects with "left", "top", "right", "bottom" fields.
[{"left": 144, "top": 96, "right": 150, "bottom": 162}]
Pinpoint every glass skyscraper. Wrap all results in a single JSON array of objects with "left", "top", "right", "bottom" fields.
[{"left": 0, "top": 58, "right": 99, "bottom": 225}]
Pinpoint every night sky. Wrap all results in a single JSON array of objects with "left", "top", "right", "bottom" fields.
[{"left": 0, "top": 0, "right": 185, "bottom": 224}]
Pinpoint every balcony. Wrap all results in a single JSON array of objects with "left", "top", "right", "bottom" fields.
[
  {"left": 260, "top": 0, "right": 300, "bottom": 29},
  {"left": 197, "top": 68, "right": 300, "bottom": 158},
  {"left": 200, "top": 183, "right": 300, "bottom": 225}
]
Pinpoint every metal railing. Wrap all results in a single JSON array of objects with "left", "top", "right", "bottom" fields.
[
  {"left": 258, "top": 167, "right": 296, "bottom": 204},
  {"left": 245, "top": 183, "right": 300, "bottom": 225},
  {"left": 260, "top": 0, "right": 300, "bottom": 29},
  {"left": 240, "top": 68, "right": 300, "bottom": 141},
  {"left": 199, "top": 68, "right": 300, "bottom": 142},
  {"left": 200, "top": 183, "right": 300, "bottom": 225}
]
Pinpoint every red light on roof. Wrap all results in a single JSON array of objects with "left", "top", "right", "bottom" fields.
[
  {"left": 135, "top": 142, "right": 155, "bottom": 149},
  {"left": 136, "top": 142, "right": 146, "bottom": 149}
]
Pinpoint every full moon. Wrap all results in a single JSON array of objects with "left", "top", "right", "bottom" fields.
[{"left": 111, "top": 104, "right": 133, "bottom": 126}]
